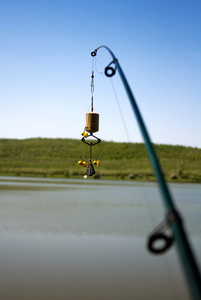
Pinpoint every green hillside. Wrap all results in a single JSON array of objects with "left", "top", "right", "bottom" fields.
[{"left": 0, "top": 138, "right": 201, "bottom": 182}]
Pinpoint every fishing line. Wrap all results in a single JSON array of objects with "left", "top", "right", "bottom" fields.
[
  {"left": 85, "top": 58, "right": 99, "bottom": 114},
  {"left": 91, "top": 56, "right": 95, "bottom": 112},
  {"left": 94, "top": 55, "right": 131, "bottom": 143},
  {"left": 110, "top": 78, "right": 131, "bottom": 142},
  {"left": 95, "top": 56, "right": 104, "bottom": 75}
]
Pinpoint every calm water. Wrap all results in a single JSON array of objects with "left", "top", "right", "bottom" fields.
[{"left": 0, "top": 176, "right": 200, "bottom": 300}]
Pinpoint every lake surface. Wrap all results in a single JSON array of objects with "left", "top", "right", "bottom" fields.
[{"left": 0, "top": 176, "right": 200, "bottom": 300}]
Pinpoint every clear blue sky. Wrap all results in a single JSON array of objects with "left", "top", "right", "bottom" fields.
[{"left": 0, "top": 0, "right": 201, "bottom": 148}]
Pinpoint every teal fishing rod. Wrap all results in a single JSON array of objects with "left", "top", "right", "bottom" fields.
[{"left": 91, "top": 45, "right": 201, "bottom": 300}]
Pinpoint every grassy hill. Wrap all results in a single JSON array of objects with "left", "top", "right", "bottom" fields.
[{"left": 0, "top": 138, "right": 201, "bottom": 182}]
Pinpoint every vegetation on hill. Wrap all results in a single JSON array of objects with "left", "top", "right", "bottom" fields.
[{"left": 0, "top": 138, "right": 201, "bottom": 182}]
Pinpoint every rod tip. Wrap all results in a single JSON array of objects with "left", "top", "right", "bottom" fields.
[{"left": 91, "top": 51, "right": 97, "bottom": 57}]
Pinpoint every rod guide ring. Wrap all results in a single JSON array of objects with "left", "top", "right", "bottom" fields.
[
  {"left": 105, "top": 66, "right": 116, "bottom": 77},
  {"left": 147, "top": 233, "right": 174, "bottom": 254}
]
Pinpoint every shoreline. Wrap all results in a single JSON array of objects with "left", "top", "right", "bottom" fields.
[{"left": 0, "top": 173, "right": 200, "bottom": 184}]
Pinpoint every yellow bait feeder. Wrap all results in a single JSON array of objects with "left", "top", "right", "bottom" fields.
[{"left": 79, "top": 57, "right": 101, "bottom": 176}]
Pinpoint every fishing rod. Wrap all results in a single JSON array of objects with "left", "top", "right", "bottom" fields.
[{"left": 91, "top": 45, "right": 201, "bottom": 300}]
